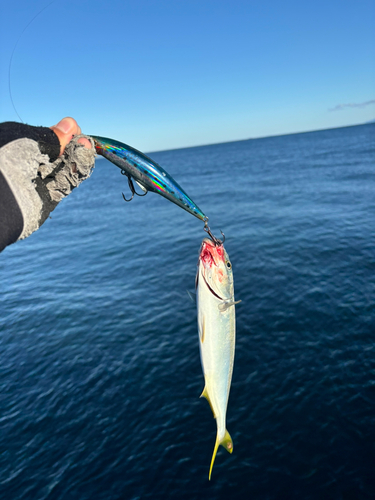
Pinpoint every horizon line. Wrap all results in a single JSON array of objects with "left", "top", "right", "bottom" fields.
[{"left": 147, "top": 120, "right": 374, "bottom": 155}]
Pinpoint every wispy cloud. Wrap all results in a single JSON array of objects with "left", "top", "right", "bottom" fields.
[{"left": 329, "top": 100, "right": 375, "bottom": 112}]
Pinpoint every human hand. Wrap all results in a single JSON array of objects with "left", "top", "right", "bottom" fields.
[{"left": 0, "top": 117, "right": 96, "bottom": 252}]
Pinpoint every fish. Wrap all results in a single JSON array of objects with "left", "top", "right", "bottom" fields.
[
  {"left": 91, "top": 135, "right": 206, "bottom": 221},
  {"left": 195, "top": 236, "right": 240, "bottom": 479}
]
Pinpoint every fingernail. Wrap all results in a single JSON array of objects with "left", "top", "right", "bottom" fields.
[{"left": 54, "top": 117, "right": 74, "bottom": 134}]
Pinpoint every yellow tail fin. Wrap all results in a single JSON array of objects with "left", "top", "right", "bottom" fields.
[{"left": 208, "top": 429, "right": 233, "bottom": 480}]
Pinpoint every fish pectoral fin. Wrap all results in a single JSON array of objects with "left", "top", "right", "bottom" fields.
[
  {"left": 218, "top": 299, "right": 242, "bottom": 312},
  {"left": 200, "top": 386, "right": 216, "bottom": 418},
  {"left": 186, "top": 290, "right": 196, "bottom": 303},
  {"left": 209, "top": 430, "right": 233, "bottom": 480}
]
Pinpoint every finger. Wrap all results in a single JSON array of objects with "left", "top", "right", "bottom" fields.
[
  {"left": 77, "top": 137, "right": 92, "bottom": 149},
  {"left": 50, "top": 117, "right": 78, "bottom": 155},
  {"left": 50, "top": 118, "right": 92, "bottom": 155}
]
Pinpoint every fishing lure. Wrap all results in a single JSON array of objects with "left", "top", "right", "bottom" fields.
[{"left": 92, "top": 135, "right": 206, "bottom": 221}]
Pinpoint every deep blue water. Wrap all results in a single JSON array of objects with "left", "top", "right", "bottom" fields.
[{"left": 1, "top": 123, "right": 375, "bottom": 500}]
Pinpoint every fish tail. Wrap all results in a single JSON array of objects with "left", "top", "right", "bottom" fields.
[{"left": 208, "top": 429, "right": 233, "bottom": 480}]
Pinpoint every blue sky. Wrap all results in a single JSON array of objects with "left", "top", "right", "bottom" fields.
[{"left": 0, "top": 0, "right": 374, "bottom": 151}]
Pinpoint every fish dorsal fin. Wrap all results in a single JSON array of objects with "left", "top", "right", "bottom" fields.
[
  {"left": 218, "top": 299, "right": 242, "bottom": 312},
  {"left": 209, "top": 429, "right": 233, "bottom": 480},
  {"left": 200, "top": 386, "right": 216, "bottom": 418},
  {"left": 187, "top": 290, "right": 196, "bottom": 303}
]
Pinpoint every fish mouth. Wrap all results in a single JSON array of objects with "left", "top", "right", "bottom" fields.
[
  {"left": 199, "top": 242, "right": 218, "bottom": 268},
  {"left": 199, "top": 241, "right": 227, "bottom": 300},
  {"left": 201, "top": 271, "right": 224, "bottom": 301}
]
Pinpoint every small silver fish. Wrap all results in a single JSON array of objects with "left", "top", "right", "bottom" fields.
[{"left": 196, "top": 237, "right": 240, "bottom": 479}]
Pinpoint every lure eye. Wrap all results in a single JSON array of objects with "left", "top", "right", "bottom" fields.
[{"left": 226, "top": 261, "right": 232, "bottom": 269}]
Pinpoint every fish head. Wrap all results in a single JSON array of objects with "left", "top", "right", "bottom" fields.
[{"left": 197, "top": 237, "right": 233, "bottom": 300}]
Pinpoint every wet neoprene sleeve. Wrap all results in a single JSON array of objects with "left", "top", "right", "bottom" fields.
[{"left": 0, "top": 122, "right": 96, "bottom": 252}]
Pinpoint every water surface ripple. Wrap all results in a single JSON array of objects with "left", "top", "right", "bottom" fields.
[{"left": 1, "top": 124, "right": 374, "bottom": 499}]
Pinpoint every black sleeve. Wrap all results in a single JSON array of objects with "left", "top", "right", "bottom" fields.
[{"left": 0, "top": 170, "right": 24, "bottom": 250}]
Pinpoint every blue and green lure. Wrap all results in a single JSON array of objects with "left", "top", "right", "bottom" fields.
[{"left": 92, "top": 136, "right": 206, "bottom": 221}]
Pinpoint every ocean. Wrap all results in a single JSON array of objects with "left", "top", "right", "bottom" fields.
[{"left": 1, "top": 123, "right": 374, "bottom": 499}]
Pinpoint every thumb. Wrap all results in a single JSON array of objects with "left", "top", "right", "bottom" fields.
[{"left": 51, "top": 117, "right": 91, "bottom": 155}]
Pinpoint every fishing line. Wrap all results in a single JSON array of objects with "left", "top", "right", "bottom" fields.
[{"left": 8, "top": 0, "right": 58, "bottom": 123}]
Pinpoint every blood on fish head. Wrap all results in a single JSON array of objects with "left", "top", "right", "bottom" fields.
[
  {"left": 199, "top": 238, "right": 225, "bottom": 269},
  {"left": 198, "top": 237, "right": 234, "bottom": 300}
]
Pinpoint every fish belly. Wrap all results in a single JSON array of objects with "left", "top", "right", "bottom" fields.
[{"left": 197, "top": 282, "right": 235, "bottom": 435}]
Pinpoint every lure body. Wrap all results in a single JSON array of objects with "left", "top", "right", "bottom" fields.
[
  {"left": 92, "top": 135, "right": 206, "bottom": 221},
  {"left": 196, "top": 237, "right": 239, "bottom": 479}
]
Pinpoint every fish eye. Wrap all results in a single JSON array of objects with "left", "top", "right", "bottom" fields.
[{"left": 226, "top": 261, "right": 232, "bottom": 269}]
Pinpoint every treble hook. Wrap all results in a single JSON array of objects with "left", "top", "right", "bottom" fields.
[
  {"left": 121, "top": 169, "right": 148, "bottom": 202},
  {"left": 203, "top": 217, "right": 225, "bottom": 246}
]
